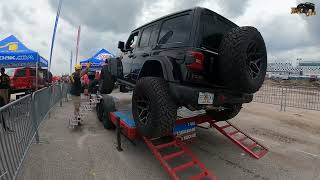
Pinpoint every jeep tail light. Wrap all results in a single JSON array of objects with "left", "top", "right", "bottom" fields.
[
  {"left": 218, "top": 95, "right": 225, "bottom": 103},
  {"left": 186, "top": 51, "right": 204, "bottom": 71}
]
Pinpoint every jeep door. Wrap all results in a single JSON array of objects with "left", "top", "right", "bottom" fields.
[
  {"left": 130, "top": 23, "right": 158, "bottom": 81},
  {"left": 121, "top": 31, "right": 139, "bottom": 83}
]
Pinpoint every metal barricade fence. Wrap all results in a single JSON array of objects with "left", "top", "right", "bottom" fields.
[
  {"left": 0, "top": 95, "right": 34, "bottom": 180},
  {"left": 254, "top": 84, "right": 320, "bottom": 111},
  {"left": 50, "top": 84, "right": 62, "bottom": 107},
  {"left": 61, "top": 83, "right": 70, "bottom": 102},
  {"left": 253, "top": 85, "right": 283, "bottom": 105},
  {"left": 0, "top": 83, "right": 69, "bottom": 180}
]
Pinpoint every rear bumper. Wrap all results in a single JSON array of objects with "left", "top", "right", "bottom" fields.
[{"left": 168, "top": 83, "right": 253, "bottom": 108}]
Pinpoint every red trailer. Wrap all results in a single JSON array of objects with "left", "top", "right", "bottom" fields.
[{"left": 94, "top": 93, "right": 268, "bottom": 180}]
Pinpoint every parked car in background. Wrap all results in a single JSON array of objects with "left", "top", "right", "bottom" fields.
[
  {"left": 7, "top": 67, "right": 50, "bottom": 93},
  {"left": 52, "top": 76, "right": 61, "bottom": 83}
]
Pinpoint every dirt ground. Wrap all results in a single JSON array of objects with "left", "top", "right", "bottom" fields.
[
  {"left": 16, "top": 97, "right": 320, "bottom": 180},
  {"left": 254, "top": 83, "right": 320, "bottom": 111},
  {"left": 264, "top": 79, "right": 320, "bottom": 88}
]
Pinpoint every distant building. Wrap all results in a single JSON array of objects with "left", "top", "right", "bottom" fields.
[
  {"left": 297, "top": 61, "right": 320, "bottom": 76},
  {"left": 298, "top": 61, "right": 320, "bottom": 66},
  {"left": 267, "top": 61, "right": 320, "bottom": 78},
  {"left": 267, "top": 62, "right": 297, "bottom": 73}
]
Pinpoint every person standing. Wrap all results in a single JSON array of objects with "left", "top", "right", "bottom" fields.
[
  {"left": 70, "top": 63, "right": 91, "bottom": 124},
  {"left": 0, "top": 67, "right": 11, "bottom": 106}
]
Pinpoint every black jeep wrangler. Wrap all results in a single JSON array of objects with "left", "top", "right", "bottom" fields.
[{"left": 102, "top": 7, "right": 267, "bottom": 138}]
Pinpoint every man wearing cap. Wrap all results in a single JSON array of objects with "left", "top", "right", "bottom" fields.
[
  {"left": 0, "top": 67, "right": 10, "bottom": 106},
  {"left": 70, "top": 63, "right": 92, "bottom": 125}
]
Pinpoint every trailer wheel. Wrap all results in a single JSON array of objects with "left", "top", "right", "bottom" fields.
[
  {"left": 132, "top": 77, "right": 177, "bottom": 138},
  {"left": 96, "top": 102, "right": 103, "bottom": 122},
  {"left": 206, "top": 104, "right": 242, "bottom": 121},
  {"left": 100, "top": 95, "right": 116, "bottom": 129},
  {"left": 102, "top": 110, "right": 115, "bottom": 129}
]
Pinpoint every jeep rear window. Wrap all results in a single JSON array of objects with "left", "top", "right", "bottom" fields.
[
  {"left": 158, "top": 14, "right": 191, "bottom": 45},
  {"left": 201, "top": 13, "right": 236, "bottom": 51}
]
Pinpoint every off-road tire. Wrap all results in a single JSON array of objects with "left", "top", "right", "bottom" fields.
[
  {"left": 206, "top": 104, "right": 242, "bottom": 121},
  {"left": 132, "top": 77, "right": 177, "bottom": 138},
  {"left": 99, "top": 68, "right": 114, "bottom": 94},
  {"left": 96, "top": 102, "right": 103, "bottom": 122},
  {"left": 100, "top": 95, "right": 116, "bottom": 129},
  {"left": 219, "top": 26, "right": 267, "bottom": 93},
  {"left": 88, "top": 79, "right": 99, "bottom": 94}
]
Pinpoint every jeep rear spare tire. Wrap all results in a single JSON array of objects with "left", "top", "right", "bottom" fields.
[
  {"left": 218, "top": 26, "right": 267, "bottom": 93},
  {"left": 132, "top": 77, "right": 177, "bottom": 138}
]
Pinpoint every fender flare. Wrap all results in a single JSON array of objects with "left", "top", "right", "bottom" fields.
[{"left": 138, "top": 56, "right": 177, "bottom": 82}]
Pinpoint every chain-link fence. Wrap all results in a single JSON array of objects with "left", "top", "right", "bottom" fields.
[
  {"left": 0, "top": 83, "right": 69, "bottom": 180},
  {"left": 254, "top": 84, "right": 320, "bottom": 111}
]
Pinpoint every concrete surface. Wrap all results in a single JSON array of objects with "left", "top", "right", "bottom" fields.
[{"left": 16, "top": 96, "right": 320, "bottom": 180}]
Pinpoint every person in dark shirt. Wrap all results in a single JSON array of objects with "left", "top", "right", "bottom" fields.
[
  {"left": 0, "top": 67, "right": 10, "bottom": 105},
  {"left": 70, "top": 63, "right": 91, "bottom": 123}
]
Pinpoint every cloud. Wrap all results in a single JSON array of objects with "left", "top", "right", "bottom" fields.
[
  {"left": 299, "top": 0, "right": 320, "bottom": 43},
  {"left": 200, "top": 0, "right": 249, "bottom": 19},
  {"left": 1, "top": 6, "right": 15, "bottom": 23},
  {"left": 0, "top": 0, "right": 319, "bottom": 75},
  {"left": 49, "top": 0, "right": 144, "bottom": 33},
  {"left": 232, "top": 0, "right": 320, "bottom": 62},
  {"left": 217, "top": 0, "right": 249, "bottom": 18},
  {"left": 259, "top": 14, "right": 313, "bottom": 53},
  {"left": 46, "top": 0, "right": 255, "bottom": 75}
]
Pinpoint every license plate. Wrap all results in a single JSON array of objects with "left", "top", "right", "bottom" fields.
[{"left": 198, "top": 92, "right": 214, "bottom": 104}]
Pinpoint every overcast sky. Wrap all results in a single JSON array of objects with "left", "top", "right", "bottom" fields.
[{"left": 0, "top": 0, "right": 319, "bottom": 75}]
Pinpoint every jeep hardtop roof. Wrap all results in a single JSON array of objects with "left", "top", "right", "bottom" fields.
[{"left": 132, "top": 7, "right": 237, "bottom": 32}]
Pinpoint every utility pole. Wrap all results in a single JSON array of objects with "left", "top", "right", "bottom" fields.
[{"left": 75, "top": 25, "right": 81, "bottom": 64}]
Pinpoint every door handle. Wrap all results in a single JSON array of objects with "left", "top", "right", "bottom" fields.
[{"left": 141, "top": 53, "right": 149, "bottom": 57}]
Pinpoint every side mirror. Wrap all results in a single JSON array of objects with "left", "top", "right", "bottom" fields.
[{"left": 118, "top": 41, "right": 125, "bottom": 51}]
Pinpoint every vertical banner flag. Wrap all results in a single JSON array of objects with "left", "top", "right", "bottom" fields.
[
  {"left": 75, "top": 25, "right": 81, "bottom": 64},
  {"left": 70, "top": 50, "right": 73, "bottom": 74},
  {"left": 49, "top": 0, "right": 63, "bottom": 71}
]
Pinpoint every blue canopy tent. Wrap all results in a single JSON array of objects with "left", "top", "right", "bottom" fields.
[
  {"left": 0, "top": 35, "right": 48, "bottom": 68},
  {"left": 80, "top": 49, "right": 114, "bottom": 70}
]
